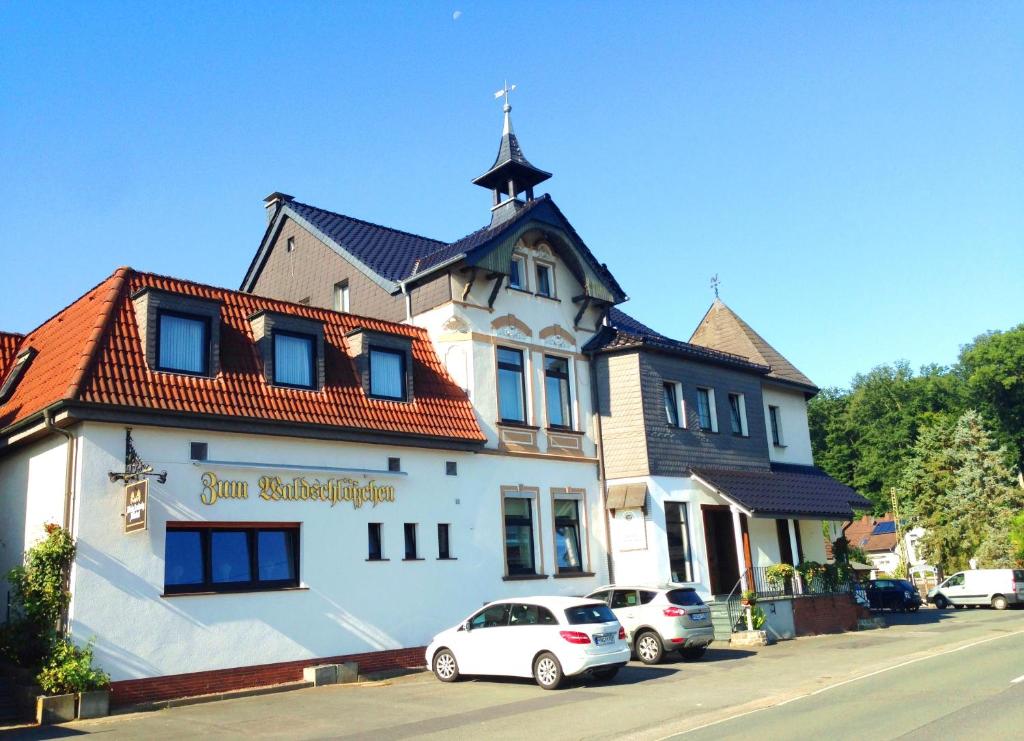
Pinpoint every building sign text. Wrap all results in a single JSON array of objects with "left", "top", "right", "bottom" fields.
[{"left": 200, "top": 471, "right": 396, "bottom": 508}]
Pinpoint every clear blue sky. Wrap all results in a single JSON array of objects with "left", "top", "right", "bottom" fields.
[{"left": 2, "top": 2, "right": 1021, "bottom": 389}]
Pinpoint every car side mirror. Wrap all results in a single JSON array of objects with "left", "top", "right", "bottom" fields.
[{"left": 462, "top": 620, "right": 472, "bottom": 632}]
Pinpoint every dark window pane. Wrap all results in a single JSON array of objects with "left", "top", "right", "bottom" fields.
[
  {"left": 564, "top": 604, "right": 616, "bottom": 625},
  {"left": 536, "top": 265, "right": 552, "bottom": 296},
  {"left": 545, "top": 356, "right": 571, "bottom": 428},
  {"left": 165, "top": 531, "right": 204, "bottom": 586},
  {"left": 470, "top": 603, "right": 510, "bottom": 630},
  {"left": 368, "top": 523, "right": 383, "bottom": 560},
  {"left": 666, "top": 589, "right": 705, "bottom": 606},
  {"left": 697, "top": 389, "right": 712, "bottom": 430},
  {"left": 509, "top": 259, "right": 522, "bottom": 288},
  {"left": 210, "top": 531, "right": 251, "bottom": 583},
  {"left": 770, "top": 406, "right": 781, "bottom": 445},
  {"left": 274, "top": 333, "right": 314, "bottom": 387},
  {"left": 159, "top": 313, "right": 206, "bottom": 373},
  {"left": 729, "top": 394, "right": 743, "bottom": 434},
  {"left": 438, "top": 523, "right": 451, "bottom": 559},
  {"left": 639, "top": 590, "right": 658, "bottom": 605},
  {"left": 504, "top": 497, "right": 535, "bottom": 575},
  {"left": 611, "top": 590, "right": 638, "bottom": 608},
  {"left": 404, "top": 523, "right": 418, "bottom": 559},
  {"left": 666, "top": 501, "right": 693, "bottom": 582},
  {"left": 257, "top": 530, "right": 296, "bottom": 582},
  {"left": 554, "top": 499, "right": 582, "bottom": 573},
  {"left": 664, "top": 383, "right": 679, "bottom": 426},
  {"left": 497, "top": 348, "right": 526, "bottom": 423}
]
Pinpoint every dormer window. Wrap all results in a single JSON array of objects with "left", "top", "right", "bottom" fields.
[
  {"left": 369, "top": 347, "right": 406, "bottom": 400},
  {"left": 0, "top": 346, "right": 36, "bottom": 402},
  {"left": 273, "top": 331, "right": 316, "bottom": 389},
  {"left": 157, "top": 310, "right": 210, "bottom": 376},
  {"left": 535, "top": 264, "right": 553, "bottom": 298},
  {"left": 508, "top": 256, "right": 525, "bottom": 290}
]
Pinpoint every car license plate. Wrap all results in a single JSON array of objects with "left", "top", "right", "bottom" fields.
[
  {"left": 594, "top": 633, "right": 613, "bottom": 646},
  {"left": 690, "top": 613, "right": 707, "bottom": 621}
]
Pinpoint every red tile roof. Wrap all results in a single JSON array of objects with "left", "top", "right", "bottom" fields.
[
  {"left": 0, "top": 268, "right": 485, "bottom": 444},
  {"left": 843, "top": 513, "right": 898, "bottom": 553},
  {"left": 0, "top": 331, "right": 24, "bottom": 378}
]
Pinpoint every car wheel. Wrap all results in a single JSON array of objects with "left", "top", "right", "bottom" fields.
[
  {"left": 680, "top": 646, "right": 707, "bottom": 660},
  {"left": 934, "top": 596, "right": 949, "bottom": 609},
  {"left": 635, "top": 631, "right": 664, "bottom": 665},
  {"left": 533, "top": 652, "right": 564, "bottom": 690},
  {"left": 591, "top": 667, "right": 619, "bottom": 682},
  {"left": 992, "top": 594, "right": 1008, "bottom": 611},
  {"left": 432, "top": 648, "right": 460, "bottom": 683}
]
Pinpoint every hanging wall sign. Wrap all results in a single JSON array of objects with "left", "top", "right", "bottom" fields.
[{"left": 124, "top": 479, "right": 148, "bottom": 533}]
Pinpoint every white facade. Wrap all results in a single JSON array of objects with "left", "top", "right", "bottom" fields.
[
  {"left": 3, "top": 420, "right": 611, "bottom": 683},
  {"left": 763, "top": 385, "right": 814, "bottom": 465}
]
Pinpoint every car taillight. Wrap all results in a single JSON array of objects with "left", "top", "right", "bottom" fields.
[
  {"left": 559, "top": 630, "right": 592, "bottom": 645},
  {"left": 618, "top": 626, "right": 626, "bottom": 640},
  {"left": 663, "top": 606, "right": 687, "bottom": 617}
]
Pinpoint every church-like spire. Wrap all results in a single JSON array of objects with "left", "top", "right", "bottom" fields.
[{"left": 473, "top": 83, "right": 552, "bottom": 225}]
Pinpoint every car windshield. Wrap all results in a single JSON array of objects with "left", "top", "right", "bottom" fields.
[
  {"left": 1014, "top": 570, "right": 1024, "bottom": 582},
  {"left": 666, "top": 588, "right": 704, "bottom": 606},
  {"left": 564, "top": 603, "right": 616, "bottom": 625}
]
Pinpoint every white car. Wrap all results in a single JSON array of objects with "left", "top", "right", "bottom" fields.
[
  {"left": 425, "top": 596, "right": 630, "bottom": 689},
  {"left": 928, "top": 569, "right": 1024, "bottom": 610}
]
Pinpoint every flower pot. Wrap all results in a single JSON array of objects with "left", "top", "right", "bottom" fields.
[
  {"left": 77, "top": 689, "right": 110, "bottom": 719},
  {"left": 36, "top": 693, "right": 76, "bottom": 725}
]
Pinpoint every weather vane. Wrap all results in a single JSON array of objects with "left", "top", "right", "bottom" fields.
[
  {"left": 710, "top": 274, "right": 721, "bottom": 299},
  {"left": 494, "top": 80, "right": 516, "bottom": 108}
]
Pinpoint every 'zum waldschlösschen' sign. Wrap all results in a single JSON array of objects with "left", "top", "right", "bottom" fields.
[{"left": 200, "top": 471, "right": 396, "bottom": 508}]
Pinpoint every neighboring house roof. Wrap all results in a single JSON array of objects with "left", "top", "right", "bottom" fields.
[
  {"left": 689, "top": 463, "right": 872, "bottom": 519},
  {"left": 584, "top": 309, "right": 770, "bottom": 373},
  {"left": 0, "top": 268, "right": 485, "bottom": 445},
  {"left": 0, "top": 331, "right": 24, "bottom": 378},
  {"left": 843, "top": 513, "right": 900, "bottom": 553},
  {"left": 241, "top": 194, "right": 626, "bottom": 305},
  {"left": 689, "top": 299, "right": 818, "bottom": 392}
]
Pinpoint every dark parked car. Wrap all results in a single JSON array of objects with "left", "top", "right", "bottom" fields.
[{"left": 865, "top": 578, "right": 923, "bottom": 612}]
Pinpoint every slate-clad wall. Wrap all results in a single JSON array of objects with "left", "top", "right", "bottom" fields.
[
  {"left": 409, "top": 273, "right": 451, "bottom": 316},
  {"left": 639, "top": 352, "right": 771, "bottom": 476},
  {"left": 250, "top": 218, "right": 406, "bottom": 321},
  {"left": 593, "top": 352, "right": 650, "bottom": 478}
]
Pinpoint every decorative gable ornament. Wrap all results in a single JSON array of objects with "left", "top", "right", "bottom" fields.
[
  {"left": 441, "top": 316, "right": 470, "bottom": 335},
  {"left": 496, "top": 324, "right": 530, "bottom": 342},
  {"left": 543, "top": 334, "right": 574, "bottom": 350}
]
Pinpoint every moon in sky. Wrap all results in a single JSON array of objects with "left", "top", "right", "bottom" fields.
[{"left": 452, "top": 10, "right": 462, "bottom": 21}]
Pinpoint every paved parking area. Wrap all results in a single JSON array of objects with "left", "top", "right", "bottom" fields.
[{"left": 9, "top": 607, "right": 1024, "bottom": 740}]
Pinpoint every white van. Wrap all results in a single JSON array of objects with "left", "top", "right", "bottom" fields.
[{"left": 927, "top": 569, "right": 1024, "bottom": 610}]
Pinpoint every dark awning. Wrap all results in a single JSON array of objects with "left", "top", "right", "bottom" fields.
[
  {"left": 606, "top": 483, "right": 647, "bottom": 510},
  {"left": 689, "top": 463, "right": 871, "bottom": 520}
]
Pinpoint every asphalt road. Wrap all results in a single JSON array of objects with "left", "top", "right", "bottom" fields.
[{"left": 8, "top": 607, "right": 1024, "bottom": 740}]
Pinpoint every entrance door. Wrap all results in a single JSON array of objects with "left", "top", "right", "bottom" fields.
[{"left": 702, "top": 506, "right": 741, "bottom": 595}]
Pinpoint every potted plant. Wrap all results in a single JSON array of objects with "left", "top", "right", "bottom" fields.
[
  {"left": 796, "top": 560, "right": 825, "bottom": 586},
  {"left": 740, "top": 589, "right": 757, "bottom": 606},
  {"left": 37, "top": 638, "right": 111, "bottom": 721},
  {"left": 765, "top": 563, "right": 796, "bottom": 592}
]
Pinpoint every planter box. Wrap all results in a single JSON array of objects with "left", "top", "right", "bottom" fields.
[
  {"left": 730, "top": 630, "right": 770, "bottom": 648},
  {"left": 77, "top": 689, "right": 110, "bottom": 719},
  {"left": 36, "top": 693, "right": 76, "bottom": 725}
]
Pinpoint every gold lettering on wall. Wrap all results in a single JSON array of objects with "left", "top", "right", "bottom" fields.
[{"left": 199, "top": 471, "right": 396, "bottom": 508}]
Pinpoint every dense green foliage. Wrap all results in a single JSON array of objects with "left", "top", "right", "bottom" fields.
[
  {"left": 37, "top": 639, "right": 110, "bottom": 695},
  {"left": 2, "top": 524, "right": 109, "bottom": 694},
  {"left": 2, "top": 523, "right": 75, "bottom": 666},
  {"left": 809, "top": 324, "right": 1024, "bottom": 571}
]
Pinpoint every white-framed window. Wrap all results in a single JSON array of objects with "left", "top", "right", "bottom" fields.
[
  {"left": 696, "top": 387, "right": 718, "bottom": 432},
  {"left": 497, "top": 346, "right": 528, "bottom": 423},
  {"left": 728, "top": 392, "right": 748, "bottom": 436},
  {"left": 769, "top": 405, "right": 785, "bottom": 446},
  {"left": 663, "top": 381, "right": 685, "bottom": 428},
  {"left": 502, "top": 486, "right": 541, "bottom": 576},
  {"left": 535, "top": 263, "right": 554, "bottom": 298},
  {"left": 544, "top": 354, "right": 573, "bottom": 429},
  {"left": 333, "top": 280, "right": 350, "bottom": 312},
  {"left": 508, "top": 255, "right": 526, "bottom": 290}
]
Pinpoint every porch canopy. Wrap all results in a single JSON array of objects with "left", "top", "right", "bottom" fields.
[{"left": 689, "top": 463, "right": 870, "bottom": 520}]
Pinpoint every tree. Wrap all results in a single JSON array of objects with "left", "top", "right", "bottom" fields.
[
  {"left": 900, "top": 410, "right": 1023, "bottom": 571},
  {"left": 959, "top": 324, "right": 1024, "bottom": 479}
]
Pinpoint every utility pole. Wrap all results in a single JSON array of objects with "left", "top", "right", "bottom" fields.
[{"left": 891, "top": 486, "right": 911, "bottom": 583}]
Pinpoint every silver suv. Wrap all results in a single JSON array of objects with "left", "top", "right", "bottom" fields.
[{"left": 586, "top": 585, "right": 714, "bottom": 664}]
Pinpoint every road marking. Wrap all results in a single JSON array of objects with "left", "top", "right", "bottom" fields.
[{"left": 657, "top": 628, "right": 1024, "bottom": 739}]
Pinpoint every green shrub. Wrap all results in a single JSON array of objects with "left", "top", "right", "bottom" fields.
[
  {"left": 750, "top": 606, "right": 766, "bottom": 630},
  {"left": 37, "top": 639, "right": 109, "bottom": 695},
  {"left": 797, "top": 560, "right": 825, "bottom": 584}
]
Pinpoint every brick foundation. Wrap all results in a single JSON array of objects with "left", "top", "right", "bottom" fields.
[
  {"left": 792, "top": 594, "right": 871, "bottom": 636},
  {"left": 109, "top": 646, "right": 426, "bottom": 707}
]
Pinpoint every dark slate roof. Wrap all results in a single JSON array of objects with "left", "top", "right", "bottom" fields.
[
  {"left": 288, "top": 201, "right": 446, "bottom": 283},
  {"left": 584, "top": 312, "right": 770, "bottom": 374},
  {"left": 472, "top": 108, "right": 552, "bottom": 193},
  {"left": 690, "top": 463, "right": 872, "bottom": 519}
]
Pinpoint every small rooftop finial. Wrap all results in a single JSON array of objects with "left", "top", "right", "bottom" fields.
[{"left": 710, "top": 274, "right": 721, "bottom": 299}]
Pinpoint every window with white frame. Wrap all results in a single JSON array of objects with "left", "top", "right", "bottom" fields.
[
  {"left": 664, "top": 381, "right": 685, "bottom": 427},
  {"left": 696, "top": 387, "right": 717, "bottom": 432},
  {"left": 333, "top": 280, "right": 350, "bottom": 313},
  {"left": 554, "top": 498, "right": 584, "bottom": 574},
  {"left": 497, "top": 346, "right": 527, "bottom": 423},
  {"left": 508, "top": 255, "right": 526, "bottom": 290},
  {"left": 728, "top": 393, "right": 748, "bottom": 436},
  {"left": 535, "top": 263, "right": 553, "bottom": 298},
  {"left": 544, "top": 355, "right": 572, "bottom": 429}
]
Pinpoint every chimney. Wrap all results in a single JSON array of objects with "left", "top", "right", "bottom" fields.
[{"left": 263, "top": 192, "right": 294, "bottom": 225}]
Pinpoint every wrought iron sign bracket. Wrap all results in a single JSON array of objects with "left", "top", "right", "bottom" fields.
[{"left": 108, "top": 427, "right": 167, "bottom": 484}]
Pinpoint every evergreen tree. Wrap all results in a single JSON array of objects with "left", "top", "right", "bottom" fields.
[{"left": 900, "top": 410, "right": 1023, "bottom": 571}]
